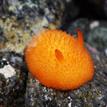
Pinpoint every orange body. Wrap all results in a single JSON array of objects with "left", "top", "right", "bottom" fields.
[{"left": 25, "top": 29, "right": 94, "bottom": 90}]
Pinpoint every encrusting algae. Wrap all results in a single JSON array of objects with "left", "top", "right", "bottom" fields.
[{"left": 25, "top": 29, "right": 94, "bottom": 90}]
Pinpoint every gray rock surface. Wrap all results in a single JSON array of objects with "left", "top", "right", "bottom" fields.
[
  {"left": 25, "top": 44, "right": 107, "bottom": 107},
  {"left": 0, "top": 52, "right": 27, "bottom": 107},
  {"left": 0, "top": 0, "right": 107, "bottom": 107},
  {"left": 67, "top": 19, "right": 107, "bottom": 52},
  {"left": 87, "top": 21, "right": 107, "bottom": 51},
  {"left": 0, "top": 0, "right": 75, "bottom": 53}
]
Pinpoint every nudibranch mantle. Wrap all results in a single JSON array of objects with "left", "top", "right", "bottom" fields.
[{"left": 25, "top": 29, "right": 94, "bottom": 90}]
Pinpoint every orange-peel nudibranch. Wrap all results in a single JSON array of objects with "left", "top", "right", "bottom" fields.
[{"left": 25, "top": 29, "right": 94, "bottom": 90}]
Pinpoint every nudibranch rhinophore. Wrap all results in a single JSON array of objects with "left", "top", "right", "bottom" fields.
[{"left": 25, "top": 29, "right": 94, "bottom": 90}]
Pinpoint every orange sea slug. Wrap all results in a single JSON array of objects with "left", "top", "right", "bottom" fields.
[{"left": 25, "top": 29, "right": 94, "bottom": 90}]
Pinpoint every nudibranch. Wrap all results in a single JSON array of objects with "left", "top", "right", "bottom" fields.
[{"left": 25, "top": 29, "right": 94, "bottom": 90}]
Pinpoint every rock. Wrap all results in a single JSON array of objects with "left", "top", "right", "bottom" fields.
[
  {"left": 0, "top": 0, "right": 79, "bottom": 54},
  {"left": 0, "top": 51, "right": 28, "bottom": 107},
  {"left": 0, "top": 0, "right": 9, "bottom": 17},
  {"left": 0, "top": 16, "right": 32, "bottom": 53},
  {"left": 66, "top": 18, "right": 89, "bottom": 39},
  {"left": 0, "top": 0, "right": 68, "bottom": 53},
  {"left": 0, "top": 0, "right": 107, "bottom": 107},
  {"left": 0, "top": 0, "right": 67, "bottom": 26},
  {"left": 0, "top": 26, "right": 6, "bottom": 49},
  {"left": 66, "top": 19, "right": 107, "bottom": 52},
  {"left": 25, "top": 46, "right": 107, "bottom": 107},
  {"left": 87, "top": 21, "right": 107, "bottom": 52},
  {"left": 0, "top": 0, "right": 79, "bottom": 31}
]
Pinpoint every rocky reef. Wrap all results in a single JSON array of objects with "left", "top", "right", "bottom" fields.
[
  {"left": 0, "top": 51, "right": 28, "bottom": 106},
  {"left": 0, "top": 0, "right": 107, "bottom": 107}
]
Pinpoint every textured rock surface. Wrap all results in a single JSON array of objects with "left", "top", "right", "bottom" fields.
[
  {"left": 25, "top": 45, "right": 107, "bottom": 107},
  {"left": 67, "top": 19, "right": 107, "bottom": 53},
  {"left": 87, "top": 21, "right": 107, "bottom": 51},
  {"left": 67, "top": 18, "right": 89, "bottom": 38},
  {"left": 0, "top": 52, "right": 28, "bottom": 107},
  {"left": 0, "top": 0, "right": 72, "bottom": 53},
  {"left": 0, "top": 0, "right": 107, "bottom": 107}
]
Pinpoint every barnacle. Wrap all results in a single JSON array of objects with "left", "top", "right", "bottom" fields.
[{"left": 25, "top": 29, "right": 94, "bottom": 90}]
